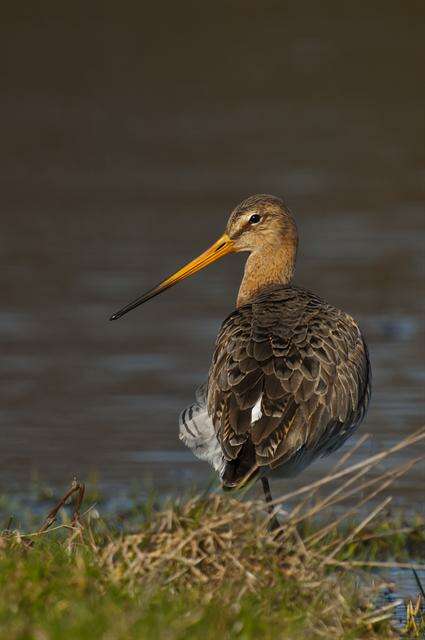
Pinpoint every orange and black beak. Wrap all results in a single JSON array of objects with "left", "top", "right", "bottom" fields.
[{"left": 109, "top": 233, "right": 234, "bottom": 320}]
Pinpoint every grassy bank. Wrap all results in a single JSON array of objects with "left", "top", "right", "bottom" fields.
[{"left": 1, "top": 429, "right": 424, "bottom": 639}]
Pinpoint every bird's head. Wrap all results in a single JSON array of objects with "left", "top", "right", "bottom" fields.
[
  {"left": 226, "top": 194, "right": 298, "bottom": 254},
  {"left": 110, "top": 194, "right": 297, "bottom": 320}
]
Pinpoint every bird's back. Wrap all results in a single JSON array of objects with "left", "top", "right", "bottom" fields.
[{"left": 206, "top": 284, "right": 371, "bottom": 485}]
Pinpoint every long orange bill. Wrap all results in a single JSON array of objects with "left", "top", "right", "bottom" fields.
[{"left": 109, "top": 233, "right": 234, "bottom": 320}]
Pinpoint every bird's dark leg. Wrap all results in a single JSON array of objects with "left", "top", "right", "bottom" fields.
[{"left": 260, "top": 476, "right": 281, "bottom": 532}]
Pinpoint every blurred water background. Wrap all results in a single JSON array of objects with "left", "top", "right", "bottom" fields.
[{"left": 0, "top": 2, "right": 424, "bottom": 515}]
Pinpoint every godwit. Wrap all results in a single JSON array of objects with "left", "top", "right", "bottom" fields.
[{"left": 110, "top": 195, "right": 371, "bottom": 519}]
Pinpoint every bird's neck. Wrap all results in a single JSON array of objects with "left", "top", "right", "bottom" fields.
[{"left": 237, "top": 243, "right": 297, "bottom": 307}]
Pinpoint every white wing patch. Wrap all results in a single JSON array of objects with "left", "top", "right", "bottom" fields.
[{"left": 251, "top": 395, "right": 263, "bottom": 423}]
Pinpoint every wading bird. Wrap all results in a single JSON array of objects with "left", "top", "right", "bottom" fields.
[{"left": 110, "top": 195, "right": 371, "bottom": 524}]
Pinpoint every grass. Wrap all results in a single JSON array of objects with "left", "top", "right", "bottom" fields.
[{"left": 0, "top": 427, "right": 424, "bottom": 640}]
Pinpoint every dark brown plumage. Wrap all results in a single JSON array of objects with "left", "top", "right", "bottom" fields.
[{"left": 208, "top": 284, "right": 371, "bottom": 486}]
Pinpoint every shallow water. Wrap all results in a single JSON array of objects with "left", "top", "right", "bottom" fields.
[
  {"left": 377, "top": 568, "right": 425, "bottom": 631},
  {"left": 0, "top": 3, "right": 424, "bottom": 509}
]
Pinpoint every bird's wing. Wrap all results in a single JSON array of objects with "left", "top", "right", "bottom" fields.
[{"left": 207, "top": 287, "right": 370, "bottom": 472}]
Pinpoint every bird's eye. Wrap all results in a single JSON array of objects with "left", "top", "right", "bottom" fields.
[{"left": 249, "top": 214, "right": 261, "bottom": 224}]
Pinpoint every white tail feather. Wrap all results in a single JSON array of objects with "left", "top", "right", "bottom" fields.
[{"left": 179, "top": 387, "right": 225, "bottom": 474}]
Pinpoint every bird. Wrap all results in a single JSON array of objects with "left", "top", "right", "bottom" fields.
[{"left": 110, "top": 195, "right": 371, "bottom": 525}]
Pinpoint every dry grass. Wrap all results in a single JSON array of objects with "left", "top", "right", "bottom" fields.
[{"left": 1, "top": 427, "right": 424, "bottom": 639}]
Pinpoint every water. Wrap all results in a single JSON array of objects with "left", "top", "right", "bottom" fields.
[{"left": 0, "top": 3, "right": 424, "bottom": 509}]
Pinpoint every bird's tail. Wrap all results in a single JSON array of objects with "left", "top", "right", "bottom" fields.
[{"left": 221, "top": 441, "right": 259, "bottom": 490}]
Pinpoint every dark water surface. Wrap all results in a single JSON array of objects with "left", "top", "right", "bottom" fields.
[{"left": 0, "top": 3, "right": 424, "bottom": 507}]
